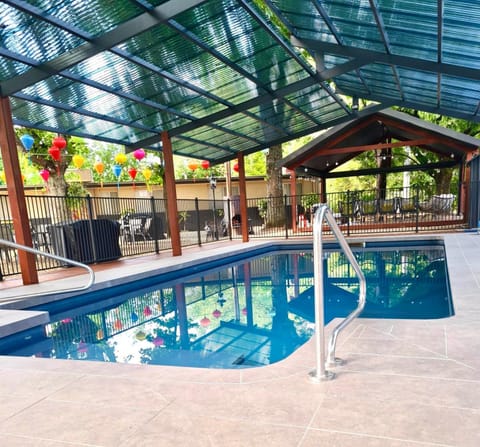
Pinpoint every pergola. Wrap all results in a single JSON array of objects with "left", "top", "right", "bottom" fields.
[{"left": 1, "top": 0, "right": 480, "bottom": 284}]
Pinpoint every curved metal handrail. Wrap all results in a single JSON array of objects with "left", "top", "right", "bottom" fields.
[
  {"left": 0, "top": 238, "right": 95, "bottom": 300},
  {"left": 309, "top": 204, "right": 366, "bottom": 382}
]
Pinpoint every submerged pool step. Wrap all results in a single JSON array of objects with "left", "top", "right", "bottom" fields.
[{"left": 0, "top": 309, "right": 50, "bottom": 355}]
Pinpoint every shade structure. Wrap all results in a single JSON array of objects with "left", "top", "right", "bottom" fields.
[{"left": 3, "top": 1, "right": 480, "bottom": 164}]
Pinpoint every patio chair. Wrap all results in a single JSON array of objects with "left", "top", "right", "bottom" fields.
[
  {"left": 377, "top": 197, "right": 401, "bottom": 221},
  {"left": 0, "top": 223, "right": 16, "bottom": 262},
  {"left": 398, "top": 196, "right": 418, "bottom": 219},
  {"left": 418, "top": 194, "right": 454, "bottom": 215}
]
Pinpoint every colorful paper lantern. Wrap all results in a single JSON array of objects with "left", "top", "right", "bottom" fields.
[
  {"left": 133, "top": 148, "right": 146, "bottom": 161},
  {"left": 52, "top": 136, "right": 67, "bottom": 150},
  {"left": 72, "top": 154, "right": 84, "bottom": 169},
  {"left": 201, "top": 160, "right": 210, "bottom": 170},
  {"left": 233, "top": 162, "right": 239, "bottom": 173},
  {"left": 212, "top": 309, "right": 221, "bottom": 318},
  {"left": 39, "top": 168, "right": 50, "bottom": 182},
  {"left": 20, "top": 134, "right": 34, "bottom": 151},
  {"left": 0, "top": 172, "right": 5, "bottom": 183},
  {"left": 187, "top": 161, "right": 198, "bottom": 171},
  {"left": 94, "top": 161, "right": 105, "bottom": 175},
  {"left": 48, "top": 146, "right": 61, "bottom": 161},
  {"left": 114, "top": 153, "right": 127, "bottom": 165},
  {"left": 128, "top": 167, "right": 138, "bottom": 181},
  {"left": 241, "top": 307, "right": 248, "bottom": 316},
  {"left": 142, "top": 168, "right": 152, "bottom": 181},
  {"left": 112, "top": 164, "right": 122, "bottom": 178}
]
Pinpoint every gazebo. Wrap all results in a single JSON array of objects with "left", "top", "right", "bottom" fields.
[
  {"left": 2, "top": 1, "right": 480, "bottom": 284},
  {"left": 281, "top": 108, "right": 480, "bottom": 231}
]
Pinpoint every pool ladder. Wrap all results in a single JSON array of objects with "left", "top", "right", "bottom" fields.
[
  {"left": 0, "top": 238, "right": 95, "bottom": 301},
  {"left": 309, "top": 204, "right": 366, "bottom": 382}
]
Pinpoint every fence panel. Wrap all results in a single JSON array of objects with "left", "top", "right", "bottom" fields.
[{"left": 0, "top": 186, "right": 467, "bottom": 279}]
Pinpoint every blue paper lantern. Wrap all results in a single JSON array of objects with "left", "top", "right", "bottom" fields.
[
  {"left": 112, "top": 164, "right": 122, "bottom": 178},
  {"left": 20, "top": 134, "right": 34, "bottom": 151}
]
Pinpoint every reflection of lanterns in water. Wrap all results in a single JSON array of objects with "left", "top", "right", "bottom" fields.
[
  {"left": 143, "top": 306, "right": 152, "bottom": 316},
  {"left": 136, "top": 331, "right": 147, "bottom": 341},
  {"left": 77, "top": 341, "right": 88, "bottom": 359},
  {"left": 153, "top": 336, "right": 165, "bottom": 347},
  {"left": 96, "top": 329, "right": 104, "bottom": 340},
  {"left": 212, "top": 309, "right": 221, "bottom": 318},
  {"left": 114, "top": 319, "right": 123, "bottom": 330},
  {"left": 200, "top": 316, "right": 211, "bottom": 327},
  {"left": 131, "top": 311, "right": 138, "bottom": 322}
]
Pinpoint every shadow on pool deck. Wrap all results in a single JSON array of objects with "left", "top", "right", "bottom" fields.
[{"left": 0, "top": 233, "right": 479, "bottom": 446}]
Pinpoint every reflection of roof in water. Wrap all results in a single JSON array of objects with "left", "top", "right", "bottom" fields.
[{"left": 289, "top": 257, "right": 453, "bottom": 322}]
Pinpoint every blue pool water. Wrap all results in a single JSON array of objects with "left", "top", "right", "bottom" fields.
[{"left": 4, "top": 241, "right": 453, "bottom": 368}]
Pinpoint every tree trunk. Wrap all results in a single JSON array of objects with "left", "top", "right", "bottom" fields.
[
  {"left": 375, "top": 149, "right": 391, "bottom": 199},
  {"left": 433, "top": 168, "right": 453, "bottom": 194},
  {"left": 265, "top": 144, "right": 285, "bottom": 228}
]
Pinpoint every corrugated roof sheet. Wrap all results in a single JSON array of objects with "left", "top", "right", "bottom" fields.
[{"left": 1, "top": 1, "right": 479, "bottom": 162}]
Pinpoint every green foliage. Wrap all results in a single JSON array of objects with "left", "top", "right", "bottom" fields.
[
  {"left": 258, "top": 198, "right": 268, "bottom": 220},
  {"left": 301, "top": 193, "right": 319, "bottom": 209}
]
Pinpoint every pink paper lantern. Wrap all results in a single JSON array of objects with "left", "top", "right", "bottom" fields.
[
  {"left": 39, "top": 169, "right": 50, "bottom": 182},
  {"left": 133, "top": 148, "right": 146, "bottom": 161}
]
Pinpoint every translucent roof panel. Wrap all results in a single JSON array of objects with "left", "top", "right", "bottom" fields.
[
  {"left": 272, "top": 0, "right": 480, "bottom": 123},
  {"left": 2, "top": 0, "right": 480, "bottom": 163}
]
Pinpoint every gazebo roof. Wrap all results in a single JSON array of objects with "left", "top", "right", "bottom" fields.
[
  {"left": 281, "top": 108, "right": 480, "bottom": 178},
  {"left": 2, "top": 1, "right": 480, "bottom": 163}
]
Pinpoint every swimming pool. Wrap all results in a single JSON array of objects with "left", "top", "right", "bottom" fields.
[{"left": 2, "top": 240, "right": 453, "bottom": 368}]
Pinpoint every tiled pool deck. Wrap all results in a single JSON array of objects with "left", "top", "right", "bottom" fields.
[{"left": 0, "top": 233, "right": 479, "bottom": 446}]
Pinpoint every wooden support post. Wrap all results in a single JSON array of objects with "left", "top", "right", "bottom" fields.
[
  {"left": 161, "top": 131, "right": 182, "bottom": 256},
  {"left": 0, "top": 97, "right": 38, "bottom": 284},
  {"left": 237, "top": 152, "right": 249, "bottom": 243}
]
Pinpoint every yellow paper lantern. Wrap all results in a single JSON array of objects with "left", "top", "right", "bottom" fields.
[
  {"left": 142, "top": 168, "right": 152, "bottom": 181},
  {"left": 72, "top": 154, "right": 85, "bottom": 169},
  {"left": 114, "top": 153, "right": 127, "bottom": 165},
  {"left": 0, "top": 171, "right": 5, "bottom": 183}
]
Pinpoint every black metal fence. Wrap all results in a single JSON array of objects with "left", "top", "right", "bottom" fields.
[{"left": 0, "top": 186, "right": 466, "bottom": 278}]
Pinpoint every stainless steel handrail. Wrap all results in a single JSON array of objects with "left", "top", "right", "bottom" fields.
[
  {"left": 309, "top": 204, "right": 366, "bottom": 382},
  {"left": 0, "top": 238, "right": 95, "bottom": 300}
]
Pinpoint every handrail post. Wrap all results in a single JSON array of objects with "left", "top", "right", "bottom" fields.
[
  {"left": 309, "top": 205, "right": 335, "bottom": 382},
  {"left": 309, "top": 203, "right": 367, "bottom": 382},
  {"left": 0, "top": 238, "right": 95, "bottom": 300}
]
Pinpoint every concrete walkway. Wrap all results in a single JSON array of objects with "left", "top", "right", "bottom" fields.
[{"left": 0, "top": 233, "right": 478, "bottom": 446}]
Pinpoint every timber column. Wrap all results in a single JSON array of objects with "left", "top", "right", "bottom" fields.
[
  {"left": 237, "top": 152, "right": 249, "bottom": 242},
  {"left": 161, "top": 131, "right": 182, "bottom": 256},
  {"left": 0, "top": 97, "right": 38, "bottom": 284}
]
